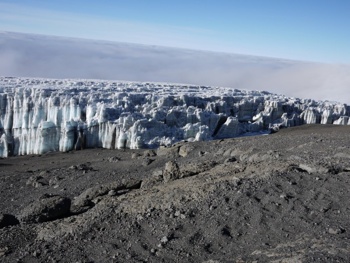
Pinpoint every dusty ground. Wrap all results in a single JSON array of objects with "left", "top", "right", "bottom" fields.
[{"left": 1, "top": 124, "right": 350, "bottom": 263}]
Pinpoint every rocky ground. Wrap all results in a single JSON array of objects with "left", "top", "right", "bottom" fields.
[{"left": 1, "top": 124, "right": 350, "bottom": 263}]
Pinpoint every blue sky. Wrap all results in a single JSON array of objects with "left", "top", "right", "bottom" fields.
[{"left": 1, "top": 0, "right": 350, "bottom": 63}]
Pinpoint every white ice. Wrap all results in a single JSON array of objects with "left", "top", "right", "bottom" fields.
[{"left": 0, "top": 77, "right": 349, "bottom": 157}]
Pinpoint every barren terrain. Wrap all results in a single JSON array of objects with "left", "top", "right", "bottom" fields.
[{"left": 1, "top": 124, "right": 350, "bottom": 262}]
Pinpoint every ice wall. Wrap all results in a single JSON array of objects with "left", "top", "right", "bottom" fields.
[{"left": 0, "top": 77, "right": 349, "bottom": 157}]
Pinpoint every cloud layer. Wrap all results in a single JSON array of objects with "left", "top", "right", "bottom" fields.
[{"left": 1, "top": 31, "right": 349, "bottom": 103}]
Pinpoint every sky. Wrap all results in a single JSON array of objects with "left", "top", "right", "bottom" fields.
[{"left": 1, "top": 0, "right": 350, "bottom": 64}]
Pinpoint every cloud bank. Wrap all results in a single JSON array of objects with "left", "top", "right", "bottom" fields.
[{"left": 1, "top": 31, "right": 349, "bottom": 103}]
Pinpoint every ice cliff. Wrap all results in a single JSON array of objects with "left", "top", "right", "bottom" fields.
[{"left": 0, "top": 77, "right": 349, "bottom": 157}]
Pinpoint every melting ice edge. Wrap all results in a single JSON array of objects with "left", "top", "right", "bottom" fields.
[{"left": 0, "top": 77, "right": 349, "bottom": 157}]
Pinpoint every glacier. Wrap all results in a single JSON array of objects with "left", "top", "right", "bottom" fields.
[{"left": 0, "top": 77, "right": 349, "bottom": 157}]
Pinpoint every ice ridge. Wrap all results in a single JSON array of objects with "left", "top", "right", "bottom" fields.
[{"left": 0, "top": 77, "right": 349, "bottom": 157}]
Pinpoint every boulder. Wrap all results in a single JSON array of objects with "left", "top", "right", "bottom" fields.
[
  {"left": 163, "top": 161, "right": 181, "bottom": 183},
  {"left": 179, "top": 144, "right": 195, "bottom": 157}
]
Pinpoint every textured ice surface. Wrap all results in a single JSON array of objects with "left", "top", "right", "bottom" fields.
[{"left": 0, "top": 77, "right": 349, "bottom": 157}]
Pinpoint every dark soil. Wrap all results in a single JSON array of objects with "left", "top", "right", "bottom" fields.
[{"left": 1, "top": 124, "right": 350, "bottom": 262}]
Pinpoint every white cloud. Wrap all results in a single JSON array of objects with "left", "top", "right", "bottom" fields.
[{"left": 1, "top": 31, "right": 350, "bottom": 103}]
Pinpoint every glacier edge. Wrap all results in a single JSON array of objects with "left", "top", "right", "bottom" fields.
[{"left": 0, "top": 77, "right": 349, "bottom": 157}]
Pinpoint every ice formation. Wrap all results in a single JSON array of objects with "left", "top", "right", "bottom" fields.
[{"left": 0, "top": 77, "right": 349, "bottom": 157}]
